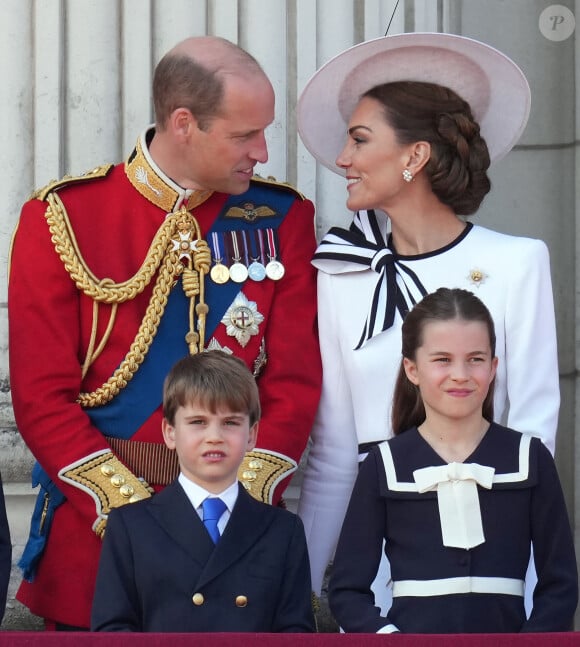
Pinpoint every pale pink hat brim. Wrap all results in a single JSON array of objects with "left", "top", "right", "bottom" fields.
[{"left": 297, "top": 32, "right": 530, "bottom": 175}]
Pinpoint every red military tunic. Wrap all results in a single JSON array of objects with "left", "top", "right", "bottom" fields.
[{"left": 8, "top": 128, "right": 321, "bottom": 627}]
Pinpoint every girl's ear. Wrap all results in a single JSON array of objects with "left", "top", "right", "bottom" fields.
[
  {"left": 403, "top": 357, "right": 419, "bottom": 385},
  {"left": 490, "top": 356, "right": 499, "bottom": 383}
]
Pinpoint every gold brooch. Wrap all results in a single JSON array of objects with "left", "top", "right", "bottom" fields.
[{"left": 467, "top": 268, "right": 488, "bottom": 288}]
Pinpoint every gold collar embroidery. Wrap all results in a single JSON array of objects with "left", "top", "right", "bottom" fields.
[{"left": 125, "top": 126, "right": 213, "bottom": 213}]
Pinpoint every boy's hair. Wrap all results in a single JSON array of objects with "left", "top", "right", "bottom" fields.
[
  {"left": 163, "top": 351, "right": 261, "bottom": 426},
  {"left": 391, "top": 287, "right": 496, "bottom": 435}
]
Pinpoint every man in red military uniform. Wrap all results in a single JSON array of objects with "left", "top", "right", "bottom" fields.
[{"left": 8, "top": 36, "right": 321, "bottom": 630}]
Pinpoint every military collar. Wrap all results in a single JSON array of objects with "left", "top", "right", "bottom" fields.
[{"left": 125, "top": 125, "right": 213, "bottom": 213}]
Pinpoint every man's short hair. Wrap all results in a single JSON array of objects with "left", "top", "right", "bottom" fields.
[{"left": 153, "top": 39, "right": 264, "bottom": 131}]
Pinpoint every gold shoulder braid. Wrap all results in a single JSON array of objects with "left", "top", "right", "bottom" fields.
[
  {"left": 31, "top": 164, "right": 114, "bottom": 202},
  {"left": 44, "top": 196, "right": 210, "bottom": 407},
  {"left": 251, "top": 174, "right": 306, "bottom": 201}
]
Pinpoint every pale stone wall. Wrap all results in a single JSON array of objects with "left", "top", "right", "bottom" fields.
[{"left": 0, "top": 0, "right": 577, "bottom": 631}]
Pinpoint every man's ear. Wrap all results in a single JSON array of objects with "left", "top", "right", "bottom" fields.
[
  {"left": 168, "top": 107, "right": 196, "bottom": 139},
  {"left": 162, "top": 418, "right": 176, "bottom": 450}
]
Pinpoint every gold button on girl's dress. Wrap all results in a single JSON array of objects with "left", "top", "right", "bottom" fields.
[
  {"left": 235, "top": 595, "right": 248, "bottom": 607},
  {"left": 192, "top": 593, "right": 204, "bottom": 606}
]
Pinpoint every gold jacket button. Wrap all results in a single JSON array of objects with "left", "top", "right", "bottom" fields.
[
  {"left": 100, "top": 463, "right": 115, "bottom": 477},
  {"left": 235, "top": 595, "right": 248, "bottom": 607},
  {"left": 110, "top": 473, "right": 126, "bottom": 487},
  {"left": 192, "top": 593, "right": 204, "bottom": 606}
]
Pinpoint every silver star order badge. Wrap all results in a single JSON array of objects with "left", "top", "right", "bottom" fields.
[
  {"left": 467, "top": 268, "right": 488, "bottom": 288},
  {"left": 221, "top": 292, "right": 264, "bottom": 348},
  {"left": 171, "top": 230, "right": 199, "bottom": 260}
]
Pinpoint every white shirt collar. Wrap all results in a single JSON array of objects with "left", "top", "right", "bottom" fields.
[{"left": 178, "top": 473, "right": 239, "bottom": 514}]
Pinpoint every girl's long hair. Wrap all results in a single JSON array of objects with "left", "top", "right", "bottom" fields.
[{"left": 391, "top": 287, "right": 496, "bottom": 435}]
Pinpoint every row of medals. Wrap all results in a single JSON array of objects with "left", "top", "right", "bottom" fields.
[{"left": 210, "top": 257, "right": 285, "bottom": 284}]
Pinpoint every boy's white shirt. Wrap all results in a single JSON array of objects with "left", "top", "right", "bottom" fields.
[{"left": 178, "top": 473, "right": 239, "bottom": 535}]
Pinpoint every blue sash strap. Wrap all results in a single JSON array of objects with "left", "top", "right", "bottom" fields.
[{"left": 18, "top": 463, "right": 66, "bottom": 582}]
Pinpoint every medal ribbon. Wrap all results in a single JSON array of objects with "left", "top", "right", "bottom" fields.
[
  {"left": 231, "top": 230, "right": 242, "bottom": 262},
  {"left": 211, "top": 231, "right": 224, "bottom": 263},
  {"left": 240, "top": 230, "right": 250, "bottom": 266},
  {"left": 257, "top": 229, "right": 267, "bottom": 264},
  {"left": 266, "top": 228, "right": 279, "bottom": 261}
]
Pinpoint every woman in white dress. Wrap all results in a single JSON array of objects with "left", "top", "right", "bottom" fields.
[{"left": 296, "top": 32, "right": 559, "bottom": 614}]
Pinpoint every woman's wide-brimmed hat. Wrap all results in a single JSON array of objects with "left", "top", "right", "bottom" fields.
[{"left": 297, "top": 32, "right": 531, "bottom": 175}]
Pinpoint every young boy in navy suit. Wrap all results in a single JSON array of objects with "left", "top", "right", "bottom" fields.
[{"left": 91, "top": 351, "right": 315, "bottom": 633}]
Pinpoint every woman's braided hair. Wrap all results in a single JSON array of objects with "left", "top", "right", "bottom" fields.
[{"left": 364, "top": 81, "right": 491, "bottom": 215}]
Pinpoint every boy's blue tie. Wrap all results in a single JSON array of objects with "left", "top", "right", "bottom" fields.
[{"left": 202, "top": 497, "right": 227, "bottom": 544}]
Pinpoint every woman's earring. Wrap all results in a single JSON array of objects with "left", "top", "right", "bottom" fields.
[{"left": 402, "top": 169, "right": 413, "bottom": 183}]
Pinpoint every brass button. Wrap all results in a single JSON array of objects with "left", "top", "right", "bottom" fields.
[
  {"left": 100, "top": 463, "right": 115, "bottom": 477},
  {"left": 248, "top": 459, "right": 263, "bottom": 470},
  {"left": 192, "top": 593, "right": 204, "bottom": 606},
  {"left": 235, "top": 595, "right": 248, "bottom": 607},
  {"left": 119, "top": 484, "right": 135, "bottom": 498},
  {"left": 111, "top": 474, "right": 126, "bottom": 487},
  {"left": 242, "top": 470, "right": 257, "bottom": 482}
]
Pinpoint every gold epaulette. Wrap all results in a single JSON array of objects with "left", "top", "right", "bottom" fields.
[
  {"left": 251, "top": 174, "right": 306, "bottom": 201},
  {"left": 30, "top": 164, "right": 114, "bottom": 202},
  {"left": 237, "top": 449, "right": 297, "bottom": 504}
]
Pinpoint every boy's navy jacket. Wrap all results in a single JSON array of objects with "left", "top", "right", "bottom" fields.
[{"left": 91, "top": 480, "right": 315, "bottom": 632}]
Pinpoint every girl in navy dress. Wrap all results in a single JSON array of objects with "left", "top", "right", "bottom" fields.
[{"left": 329, "top": 287, "right": 577, "bottom": 633}]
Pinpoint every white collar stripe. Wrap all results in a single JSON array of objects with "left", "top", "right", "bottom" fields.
[{"left": 379, "top": 433, "right": 532, "bottom": 492}]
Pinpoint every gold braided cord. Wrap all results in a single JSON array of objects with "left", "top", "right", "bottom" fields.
[
  {"left": 77, "top": 253, "right": 183, "bottom": 407},
  {"left": 46, "top": 192, "right": 184, "bottom": 303},
  {"left": 81, "top": 302, "right": 118, "bottom": 379},
  {"left": 43, "top": 194, "right": 209, "bottom": 408}
]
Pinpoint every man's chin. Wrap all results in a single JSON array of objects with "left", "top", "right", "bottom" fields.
[{"left": 227, "top": 178, "right": 252, "bottom": 195}]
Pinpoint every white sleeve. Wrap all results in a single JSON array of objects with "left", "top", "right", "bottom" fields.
[
  {"left": 297, "top": 270, "right": 359, "bottom": 594},
  {"left": 503, "top": 238, "right": 559, "bottom": 455}
]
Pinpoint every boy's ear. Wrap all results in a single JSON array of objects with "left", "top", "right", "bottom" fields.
[
  {"left": 162, "top": 418, "right": 176, "bottom": 450},
  {"left": 403, "top": 357, "right": 419, "bottom": 386},
  {"left": 247, "top": 422, "right": 259, "bottom": 451}
]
